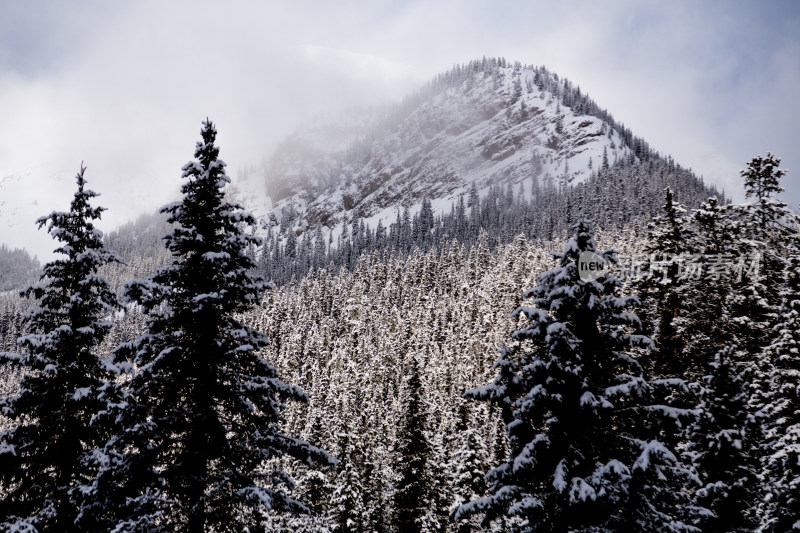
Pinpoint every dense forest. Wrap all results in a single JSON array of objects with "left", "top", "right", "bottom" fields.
[
  {"left": 0, "top": 245, "right": 40, "bottom": 292},
  {"left": 258, "top": 153, "right": 719, "bottom": 286},
  {"left": 0, "top": 115, "right": 797, "bottom": 532}
]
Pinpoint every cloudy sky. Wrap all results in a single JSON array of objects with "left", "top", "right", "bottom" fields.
[{"left": 1, "top": 0, "right": 798, "bottom": 259}]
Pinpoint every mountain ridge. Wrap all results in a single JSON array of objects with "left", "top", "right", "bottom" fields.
[{"left": 237, "top": 57, "right": 710, "bottom": 246}]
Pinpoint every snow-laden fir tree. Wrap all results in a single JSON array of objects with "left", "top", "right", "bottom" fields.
[
  {"left": 297, "top": 406, "right": 333, "bottom": 518},
  {"left": 393, "top": 355, "right": 430, "bottom": 533},
  {"left": 724, "top": 154, "right": 794, "bottom": 359},
  {"left": 740, "top": 152, "right": 790, "bottom": 236},
  {"left": 450, "top": 402, "right": 487, "bottom": 533},
  {"left": 103, "top": 120, "right": 334, "bottom": 532},
  {"left": 759, "top": 254, "right": 800, "bottom": 532},
  {"left": 684, "top": 345, "right": 760, "bottom": 532},
  {"left": 640, "top": 187, "right": 697, "bottom": 378},
  {"left": 457, "top": 220, "right": 702, "bottom": 532},
  {"left": 668, "top": 196, "right": 744, "bottom": 379},
  {"left": 639, "top": 189, "right": 762, "bottom": 531},
  {"left": 422, "top": 427, "right": 453, "bottom": 533},
  {"left": 0, "top": 165, "right": 121, "bottom": 532},
  {"left": 329, "top": 423, "right": 365, "bottom": 533}
]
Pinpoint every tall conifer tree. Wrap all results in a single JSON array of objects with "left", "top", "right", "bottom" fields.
[
  {"left": 105, "top": 120, "right": 333, "bottom": 532},
  {"left": 393, "top": 355, "right": 430, "bottom": 533},
  {"left": 457, "top": 220, "right": 701, "bottom": 532},
  {"left": 759, "top": 254, "right": 800, "bottom": 532},
  {"left": 0, "top": 166, "right": 120, "bottom": 532}
]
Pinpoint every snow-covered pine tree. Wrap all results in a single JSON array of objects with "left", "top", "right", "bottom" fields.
[
  {"left": 740, "top": 152, "right": 791, "bottom": 237},
  {"left": 639, "top": 187, "right": 697, "bottom": 377},
  {"left": 329, "top": 425, "right": 365, "bottom": 533},
  {"left": 684, "top": 345, "right": 760, "bottom": 532},
  {"left": 422, "top": 427, "right": 453, "bottom": 533},
  {"left": 0, "top": 165, "right": 121, "bottom": 532},
  {"left": 632, "top": 188, "right": 704, "bottom": 465},
  {"left": 297, "top": 405, "right": 333, "bottom": 519},
  {"left": 638, "top": 187, "right": 763, "bottom": 531},
  {"left": 456, "top": 220, "right": 700, "bottom": 532},
  {"left": 393, "top": 355, "right": 430, "bottom": 533},
  {"left": 105, "top": 120, "right": 334, "bottom": 532},
  {"left": 724, "top": 154, "right": 794, "bottom": 359},
  {"left": 450, "top": 402, "right": 487, "bottom": 533},
  {"left": 681, "top": 197, "right": 741, "bottom": 368},
  {"left": 759, "top": 254, "right": 800, "bottom": 532}
]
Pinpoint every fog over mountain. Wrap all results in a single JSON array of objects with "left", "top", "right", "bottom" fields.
[{"left": 1, "top": 1, "right": 798, "bottom": 259}]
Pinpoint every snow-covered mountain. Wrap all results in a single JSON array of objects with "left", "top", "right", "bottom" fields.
[
  {"left": 242, "top": 59, "right": 640, "bottom": 239},
  {"left": 1, "top": 58, "right": 711, "bottom": 266}
]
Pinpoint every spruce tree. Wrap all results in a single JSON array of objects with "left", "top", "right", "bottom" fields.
[
  {"left": 759, "top": 254, "right": 800, "bottom": 532},
  {"left": 740, "top": 152, "right": 790, "bottom": 235},
  {"left": 640, "top": 187, "right": 697, "bottom": 377},
  {"left": 685, "top": 345, "right": 760, "bottom": 532},
  {"left": 422, "top": 429, "right": 452, "bottom": 533},
  {"left": 729, "top": 153, "right": 796, "bottom": 359},
  {"left": 329, "top": 425, "right": 365, "bottom": 533},
  {"left": 393, "top": 355, "right": 430, "bottom": 533},
  {"left": 451, "top": 402, "right": 487, "bottom": 533},
  {"left": 456, "top": 220, "right": 701, "bottom": 532},
  {"left": 0, "top": 165, "right": 120, "bottom": 532},
  {"left": 680, "top": 197, "right": 741, "bottom": 368},
  {"left": 105, "top": 120, "right": 334, "bottom": 532}
]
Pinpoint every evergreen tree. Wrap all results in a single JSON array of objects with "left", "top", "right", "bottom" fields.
[
  {"left": 640, "top": 188, "right": 697, "bottom": 376},
  {"left": 679, "top": 197, "right": 741, "bottom": 369},
  {"left": 0, "top": 165, "right": 121, "bottom": 532},
  {"left": 104, "top": 120, "right": 334, "bottom": 532},
  {"left": 685, "top": 346, "right": 759, "bottom": 532},
  {"left": 451, "top": 402, "right": 487, "bottom": 533},
  {"left": 329, "top": 426, "right": 365, "bottom": 533},
  {"left": 393, "top": 355, "right": 430, "bottom": 533},
  {"left": 422, "top": 429, "right": 453, "bottom": 533},
  {"left": 740, "top": 152, "right": 789, "bottom": 235},
  {"left": 728, "top": 154, "right": 796, "bottom": 358},
  {"left": 759, "top": 254, "right": 800, "bottom": 532},
  {"left": 297, "top": 407, "right": 333, "bottom": 519},
  {"left": 457, "top": 220, "right": 700, "bottom": 532},
  {"left": 418, "top": 197, "right": 435, "bottom": 246}
]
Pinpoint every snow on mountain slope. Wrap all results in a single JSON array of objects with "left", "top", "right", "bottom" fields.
[{"left": 243, "top": 61, "right": 631, "bottom": 239}]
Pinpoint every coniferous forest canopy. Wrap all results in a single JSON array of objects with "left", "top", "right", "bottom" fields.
[{"left": 1, "top": 58, "right": 799, "bottom": 533}]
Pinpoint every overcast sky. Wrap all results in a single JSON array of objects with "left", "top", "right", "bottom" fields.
[{"left": 1, "top": 0, "right": 798, "bottom": 259}]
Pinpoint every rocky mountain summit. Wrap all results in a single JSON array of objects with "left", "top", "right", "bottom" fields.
[{"left": 248, "top": 58, "right": 653, "bottom": 239}]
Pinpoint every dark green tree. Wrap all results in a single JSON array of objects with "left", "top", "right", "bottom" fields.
[
  {"left": 0, "top": 165, "right": 120, "bottom": 532},
  {"left": 685, "top": 346, "right": 760, "bottom": 532},
  {"left": 457, "top": 220, "right": 701, "bottom": 532},
  {"left": 105, "top": 120, "right": 334, "bottom": 532},
  {"left": 393, "top": 355, "right": 430, "bottom": 533}
]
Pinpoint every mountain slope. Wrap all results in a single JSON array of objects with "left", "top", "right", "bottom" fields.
[{"left": 247, "top": 58, "right": 654, "bottom": 238}]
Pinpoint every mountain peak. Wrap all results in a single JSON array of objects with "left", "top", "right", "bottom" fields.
[{"left": 250, "top": 59, "right": 637, "bottom": 237}]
